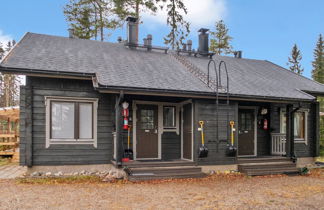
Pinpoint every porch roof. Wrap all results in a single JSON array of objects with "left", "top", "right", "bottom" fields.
[{"left": 1, "top": 32, "right": 324, "bottom": 101}]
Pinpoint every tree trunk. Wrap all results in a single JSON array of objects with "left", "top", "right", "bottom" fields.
[{"left": 135, "top": 0, "right": 140, "bottom": 44}]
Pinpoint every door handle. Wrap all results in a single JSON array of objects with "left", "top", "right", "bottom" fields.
[{"left": 154, "top": 129, "right": 158, "bottom": 133}]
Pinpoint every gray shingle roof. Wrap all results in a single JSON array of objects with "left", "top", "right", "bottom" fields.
[{"left": 1, "top": 32, "right": 324, "bottom": 101}]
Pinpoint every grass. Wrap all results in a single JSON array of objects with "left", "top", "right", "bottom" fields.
[
  {"left": 316, "top": 156, "right": 324, "bottom": 162},
  {"left": 0, "top": 158, "right": 11, "bottom": 166}
]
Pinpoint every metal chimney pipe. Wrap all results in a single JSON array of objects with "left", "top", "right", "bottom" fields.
[
  {"left": 117, "top": 36, "right": 122, "bottom": 43},
  {"left": 182, "top": 43, "right": 187, "bottom": 51},
  {"left": 68, "top": 28, "right": 75, "bottom": 39},
  {"left": 143, "top": 38, "right": 148, "bottom": 46},
  {"left": 147, "top": 34, "right": 152, "bottom": 50},
  {"left": 198, "top": 28, "right": 209, "bottom": 55},
  {"left": 187, "top": 40, "right": 192, "bottom": 51},
  {"left": 234, "top": 51, "right": 242, "bottom": 58},
  {"left": 126, "top": 17, "right": 138, "bottom": 46}
]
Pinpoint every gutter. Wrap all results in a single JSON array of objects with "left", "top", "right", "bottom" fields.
[
  {"left": 0, "top": 66, "right": 94, "bottom": 80},
  {"left": 302, "top": 90, "right": 324, "bottom": 97},
  {"left": 95, "top": 85, "right": 317, "bottom": 103}
]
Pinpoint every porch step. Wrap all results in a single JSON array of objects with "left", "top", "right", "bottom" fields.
[
  {"left": 238, "top": 158, "right": 299, "bottom": 176},
  {"left": 130, "top": 166, "right": 202, "bottom": 174},
  {"left": 127, "top": 166, "right": 205, "bottom": 181},
  {"left": 238, "top": 162, "right": 296, "bottom": 170},
  {"left": 128, "top": 172, "right": 206, "bottom": 181},
  {"left": 241, "top": 168, "right": 300, "bottom": 176},
  {"left": 237, "top": 156, "right": 290, "bottom": 164},
  {"left": 121, "top": 160, "right": 196, "bottom": 168}
]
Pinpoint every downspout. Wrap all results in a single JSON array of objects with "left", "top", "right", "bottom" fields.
[
  {"left": 286, "top": 104, "right": 301, "bottom": 162},
  {"left": 115, "top": 91, "right": 124, "bottom": 167}
]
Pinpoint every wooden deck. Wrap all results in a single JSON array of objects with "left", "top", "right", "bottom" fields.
[{"left": 0, "top": 106, "right": 20, "bottom": 162}]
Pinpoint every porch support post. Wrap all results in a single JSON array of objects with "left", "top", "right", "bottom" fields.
[
  {"left": 115, "top": 91, "right": 124, "bottom": 167},
  {"left": 25, "top": 77, "right": 33, "bottom": 167},
  {"left": 285, "top": 104, "right": 293, "bottom": 157}
]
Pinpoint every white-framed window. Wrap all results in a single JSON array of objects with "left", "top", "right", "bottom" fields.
[
  {"left": 163, "top": 106, "right": 176, "bottom": 129},
  {"left": 45, "top": 96, "right": 98, "bottom": 148},
  {"left": 280, "top": 108, "right": 308, "bottom": 144}
]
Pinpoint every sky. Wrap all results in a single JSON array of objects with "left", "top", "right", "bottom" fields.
[{"left": 0, "top": 0, "right": 323, "bottom": 79}]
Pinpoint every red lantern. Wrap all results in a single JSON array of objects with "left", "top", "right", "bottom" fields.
[{"left": 263, "top": 119, "right": 268, "bottom": 130}]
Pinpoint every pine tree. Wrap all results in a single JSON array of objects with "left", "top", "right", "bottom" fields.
[
  {"left": 311, "top": 34, "right": 324, "bottom": 153},
  {"left": 0, "top": 42, "right": 5, "bottom": 60},
  {"left": 64, "top": 0, "right": 121, "bottom": 41},
  {"left": 113, "top": 0, "right": 162, "bottom": 43},
  {"left": 287, "top": 44, "right": 304, "bottom": 75},
  {"left": 0, "top": 40, "right": 20, "bottom": 107},
  {"left": 209, "top": 20, "right": 233, "bottom": 55},
  {"left": 164, "top": 0, "right": 190, "bottom": 49},
  {"left": 312, "top": 34, "right": 324, "bottom": 83},
  {"left": 113, "top": 0, "right": 189, "bottom": 48}
]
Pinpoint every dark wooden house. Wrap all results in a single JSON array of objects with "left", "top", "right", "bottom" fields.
[{"left": 1, "top": 19, "right": 323, "bottom": 178}]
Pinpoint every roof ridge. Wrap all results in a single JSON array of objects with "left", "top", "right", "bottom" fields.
[{"left": 264, "top": 60, "right": 324, "bottom": 87}]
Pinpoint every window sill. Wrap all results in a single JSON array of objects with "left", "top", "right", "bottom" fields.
[
  {"left": 294, "top": 139, "right": 307, "bottom": 144},
  {"left": 46, "top": 140, "right": 97, "bottom": 148},
  {"left": 163, "top": 128, "right": 177, "bottom": 132}
]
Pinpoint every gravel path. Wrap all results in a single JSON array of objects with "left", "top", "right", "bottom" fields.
[{"left": 0, "top": 173, "right": 323, "bottom": 210}]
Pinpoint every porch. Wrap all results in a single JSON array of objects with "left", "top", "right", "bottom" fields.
[{"left": 113, "top": 95, "right": 195, "bottom": 167}]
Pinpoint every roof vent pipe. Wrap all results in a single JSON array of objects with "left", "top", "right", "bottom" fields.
[
  {"left": 198, "top": 28, "right": 209, "bottom": 55},
  {"left": 117, "top": 36, "right": 122, "bottom": 43},
  {"left": 147, "top": 34, "right": 152, "bottom": 50},
  {"left": 126, "top": 17, "right": 138, "bottom": 46},
  {"left": 68, "top": 28, "right": 75, "bottom": 39},
  {"left": 143, "top": 38, "right": 148, "bottom": 46},
  {"left": 234, "top": 51, "right": 242, "bottom": 58},
  {"left": 182, "top": 43, "right": 187, "bottom": 51},
  {"left": 187, "top": 40, "right": 192, "bottom": 51}
]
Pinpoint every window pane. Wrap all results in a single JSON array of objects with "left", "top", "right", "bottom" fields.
[
  {"left": 163, "top": 107, "right": 175, "bottom": 128},
  {"left": 79, "top": 103, "right": 93, "bottom": 139},
  {"left": 280, "top": 111, "right": 286, "bottom": 133},
  {"left": 294, "top": 112, "right": 305, "bottom": 139},
  {"left": 141, "top": 109, "right": 154, "bottom": 129},
  {"left": 51, "top": 102, "right": 75, "bottom": 139}
]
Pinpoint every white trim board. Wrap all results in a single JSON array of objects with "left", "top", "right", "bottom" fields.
[
  {"left": 181, "top": 102, "right": 194, "bottom": 161},
  {"left": 45, "top": 96, "right": 98, "bottom": 148}
]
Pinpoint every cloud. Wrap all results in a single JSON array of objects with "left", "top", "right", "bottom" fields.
[
  {"left": 0, "top": 30, "right": 13, "bottom": 45},
  {"left": 142, "top": 0, "right": 227, "bottom": 30}
]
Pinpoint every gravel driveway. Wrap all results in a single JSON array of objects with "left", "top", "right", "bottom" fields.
[{"left": 0, "top": 172, "right": 323, "bottom": 210}]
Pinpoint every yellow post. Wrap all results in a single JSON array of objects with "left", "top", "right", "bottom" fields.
[
  {"left": 199, "top": 121, "right": 205, "bottom": 145},
  {"left": 127, "top": 125, "right": 132, "bottom": 148},
  {"left": 229, "top": 121, "right": 235, "bottom": 146}
]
